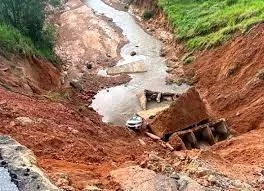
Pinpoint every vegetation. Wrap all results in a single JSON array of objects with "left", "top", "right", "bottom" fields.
[
  {"left": 158, "top": 0, "right": 264, "bottom": 49},
  {"left": 142, "top": 10, "right": 155, "bottom": 20},
  {"left": 0, "top": 0, "right": 58, "bottom": 61}
]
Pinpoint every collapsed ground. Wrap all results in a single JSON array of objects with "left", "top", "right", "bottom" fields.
[{"left": 0, "top": 0, "right": 263, "bottom": 190}]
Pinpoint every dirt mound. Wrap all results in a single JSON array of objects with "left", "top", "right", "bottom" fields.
[
  {"left": 150, "top": 88, "right": 209, "bottom": 137},
  {"left": 185, "top": 24, "right": 264, "bottom": 134},
  {"left": 0, "top": 88, "right": 165, "bottom": 190}
]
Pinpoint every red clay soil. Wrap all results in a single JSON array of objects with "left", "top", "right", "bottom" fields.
[
  {"left": 181, "top": 24, "right": 264, "bottom": 183},
  {"left": 0, "top": 87, "right": 165, "bottom": 190},
  {"left": 0, "top": 55, "right": 60, "bottom": 94},
  {"left": 186, "top": 24, "right": 264, "bottom": 134}
]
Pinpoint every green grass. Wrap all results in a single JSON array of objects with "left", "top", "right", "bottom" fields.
[
  {"left": 0, "top": 23, "right": 57, "bottom": 62},
  {"left": 158, "top": 0, "right": 264, "bottom": 49},
  {"left": 0, "top": 24, "right": 36, "bottom": 56}
]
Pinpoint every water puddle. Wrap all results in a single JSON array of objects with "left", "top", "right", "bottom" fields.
[{"left": 86, "top": 0, "right": 189, "bottom": 125}]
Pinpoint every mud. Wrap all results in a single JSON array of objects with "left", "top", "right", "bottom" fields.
[
  {"left": 0, "top": 88, "right": 169, "bottom": 190},
  {"left": 88, "top": 0, "right": 188, "bottom": 125},
  {"left": 55, "top": 0, "right": 129, "bottom": 89}
]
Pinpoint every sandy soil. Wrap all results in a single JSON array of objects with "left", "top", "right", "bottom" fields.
[{"left": 55, "top": 0, "right": 129, "bottom": 88}]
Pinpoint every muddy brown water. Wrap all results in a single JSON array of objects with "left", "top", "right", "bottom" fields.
[{"left": 87, "top": 0, "right": 189, "bottom": 125}]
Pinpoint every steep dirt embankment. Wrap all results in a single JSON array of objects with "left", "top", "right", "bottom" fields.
[
  {"left": 131, "top": 0, "right": 264, "bottom": 183},
  {"left": 0, "top": 54, "right": 60, "bottom": 94},
  {"left": 187, "top": 24, "right": 264, "bottom": 134}
]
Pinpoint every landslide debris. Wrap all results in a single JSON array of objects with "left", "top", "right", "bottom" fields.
[{"left": 0, "top": 88, "right": 168, "bottom": 190}]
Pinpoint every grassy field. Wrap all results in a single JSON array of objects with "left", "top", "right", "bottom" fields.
[{"left": 158, "top": 0, "right": 264, "bottom": 49}]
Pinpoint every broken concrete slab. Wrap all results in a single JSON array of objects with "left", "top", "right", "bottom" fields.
[
  {"left": 137, "top": 106, "right": 169, "bottom": 120},
  {"left": 136, "top": 90, "right": 147, "bottom": 110},
  {"left": 110, "top": 166, "right": 178, "bottom": 191},
  {"left": 0, "top": 135, "right": 60, "bottom": 191},
  {"left": 110, "top": 165, "right": 205, "bottom": 191},
  {"left": 137, "top": 89, "right": 178, "bottom": 111},
  {"left": 106, "top": 61, "right": 147, "bottom": 75}
]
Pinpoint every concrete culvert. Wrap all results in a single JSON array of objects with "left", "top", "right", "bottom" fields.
[{"left": 147, "top": 88, "right": 230, "bottom": 150}]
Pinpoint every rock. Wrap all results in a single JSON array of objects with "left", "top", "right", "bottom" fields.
[
  {"left": 178, "top": 174, "right": 205, "bottom": 191},
  {"left": 55, "top": 173, "right": 70, "bottom": 187},
  {"left": 169, "top": 134, "right": 187, "bottom": 150},
  {"left": 160, "top": 49, "right": 167, "bottom": 57},
  {"left": 165, "top": 74, "right": 174, "bottom": 85},
  {"left": 86, "top": 63, "right": 93, "bottom": 69},
  {"left": 61, "top": 185, "right": 75, "bottom": 191},
  {"left": 138, "top": 139, "right": 146, "bottom": 146},
  {"left": 130, "top": 51, "right": 137, "bottom": 56},
  {"left": 83, "top": 185, "right": 102, "bottom": 191},
  {"left": 106, "top": 61, "right": 147, "bottom": 75},
  {"left": 110, "top": 166, "right": 179, "bottom": 191},
  {"left": 207, "top": 174, "right": 217, "bottom": 185},
  {"left": 68, "top": 127, "right": 79, "bottom": 135},
  {"left": 9, "top": 121, "right": 16, "bottom": 127},
  {"left": 136, "top": 90, "right": 147, "bottom": 110},
  {"left": 156, "top": 93, "right": 162, "bottom": 103},
  {"left": 172, "top": 151, "right": 187, "bottom": 161},
  {"left": 70, "top": 79, "right": 83, "bottom": 91},
  {"left": 15, "top": 117, "right": 34, "bottom": 126},
  {"left": 84, "top": 179, "right": 103, "bottom": 188},
  {"left": 258, "top": 69, "right": 264, "bottom": 80},
  {"left": 170, "top": 173, "right": 180, "bottom": 180},
  {"left": 141, "top": 153, "right": 175, "bottom": 175},
  {"left": 145, "top": 132, "right": 161, "bottom": 140},
  {"left": 165, "top": 143, "right": 174, "bottom": 151},
  {"left": 0, "top": 136, "right": 60, "bottom": 191}
]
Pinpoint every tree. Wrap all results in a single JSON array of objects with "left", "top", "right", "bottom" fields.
[{"left": 0, "top": 0, "right": 45, "bottom": 42}]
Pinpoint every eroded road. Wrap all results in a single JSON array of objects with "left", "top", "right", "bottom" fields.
[{"left": 87, "top": 0, "right": 188, "bottom": 125}]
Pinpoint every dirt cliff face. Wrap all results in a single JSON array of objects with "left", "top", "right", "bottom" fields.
[
  {"left": 0, "top": 55, "right": 60, "bottom": 94},
  {"left": 187, "top": 24, "right": 264, "bottom": 134}
]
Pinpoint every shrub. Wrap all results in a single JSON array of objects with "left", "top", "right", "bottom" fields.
[
  {"left": 142, "top": 10, "right": 154, "bottom": 20},
  {"left": 0, "top": 0, "right": 57, "bottom": 61},
  {"left": 0, "top": 24, "right": 35, "bottom": 56}
]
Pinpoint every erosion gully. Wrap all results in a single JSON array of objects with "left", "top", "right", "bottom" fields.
[{"left": 87, "top": 0, "right": 189, "bottom": 125}]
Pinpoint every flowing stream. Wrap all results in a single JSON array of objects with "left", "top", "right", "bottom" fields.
[{"left": 86, "top": 0, "right": 189, "bottom": 125}]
